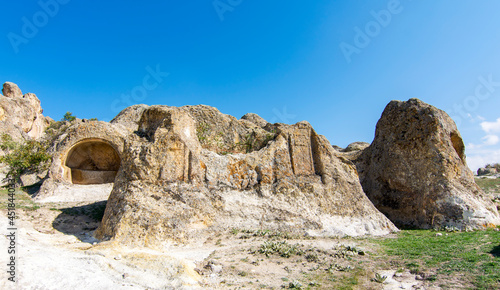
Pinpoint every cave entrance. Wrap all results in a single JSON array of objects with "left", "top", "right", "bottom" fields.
[{"left": 65, "top": 140, "right": 121, "bottom": 185}]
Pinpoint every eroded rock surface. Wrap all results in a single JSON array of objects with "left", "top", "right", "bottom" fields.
[
  {"left": 477, "top": 167, "right": 498, "bottom": 176},
  {"left": 0, "top": 82, "right": 50, "bottom": 141},
  {"left": 37, "top": 119, "right": 128, "bottom": 199},
  {"left": 355, "top": 98, "right": 500, "bottom": 229},
  {"left": 110, "top": 104, "right": 149, "bottom": 132},
  {"left": 343, "top": 142, "right": 370, "bottom": 153},
  {"left": 96, "top": 106, "right": 397, "bottom": 247}
]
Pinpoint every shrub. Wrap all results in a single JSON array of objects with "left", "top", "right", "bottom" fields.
[
  {"left": 62, "top": 111, "right": 76, "bottom": 122},
  {"left": 371, "top": 273, "right": 387, "bottom": 283},
  {"left": 0, "top": 134, "right": 51, "bottom": 179},
  {"left": 258, "top": 240, "right": 303, "bottom": 258},
  {"left": 485, "top": 163, "right": 500, "bottom": 171}
]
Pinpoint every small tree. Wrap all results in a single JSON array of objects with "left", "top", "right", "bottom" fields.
[
  {"left": 0, "top": 134, "right": 51, "bottom": 179},
  {"left": 62, "top": 111, "right": 76, "bottom": 122},
  {"left": 485, "top": 163, "right": 500, "bottom": 171}
]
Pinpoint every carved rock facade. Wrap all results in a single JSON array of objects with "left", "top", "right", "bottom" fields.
[{"left": 95, "top": 105, "right": 397, "bottom": 247}]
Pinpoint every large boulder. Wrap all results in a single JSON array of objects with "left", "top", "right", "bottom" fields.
[
  {"left": 338, "top": 141, "right": 371, "bottom": 162},
  {"left": 343, "top": 142, "right": 370, "bottom": 153},
  {"left": 2, "top": 81, "right": 23, "bottom": 98},
  {"left": 477, "top": 167, "right": 497, "bottom": 176},
  {"left": 0, "top": 82, "right": 50, "bottom": 141},
  {"left": 110, "top": 104, "right": 150, "bottom": 132},
  {"left": 96, "top": 105, "right": 397, "bottom": 247},
  {"left": 241, "top": 112, "right": 269, "bottom": 128},
  {"left": 356, "top": 98, "right": 500, "bottom": 229}
]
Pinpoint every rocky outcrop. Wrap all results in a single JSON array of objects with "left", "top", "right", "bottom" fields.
[
  {"left": 338, "top": 141, "right": 371, "bottom": 162},
  {"left": 356, "top": 99, "right": 500, "bottom": 229},
  {"left": 343, "top": 142, "right": 370, "bottom": 152},
  {"left": 110, "top": 104, "right": 149, "bottom": 132},
  {"left": 95, "top": 106, "right": 397, "bottom": 247},
  {"left": 182, "top": 105, "right": 276, "bottom": 154},
  {"left": 0, "top": 82, "right": 50, "bottom": 141},
  {"left": 241, "top": 113, "right": 269, "bottom": 128},
  {"left": 477, "top": 167, "right": 498, "bottom": 176},
  {"left": 2, "top": 81, "right": 23, "bottom": 98}
]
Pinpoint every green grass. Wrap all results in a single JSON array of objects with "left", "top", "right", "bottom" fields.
[
  {"left": 377, "top": 229, "right": 500, "bottom": 289},
  {"left": 332, "top": 267, "right": 364, "bottom": 290},
  {"left": 0, "top": 188, "right": 40, "bottom": 211},
  {"left": 475, "top": 177, "right": 500, "bottom": 193}
]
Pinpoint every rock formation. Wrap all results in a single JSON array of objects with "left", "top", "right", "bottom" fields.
[
  {"left": 0, "top": 82, "right": 50, "bottom": 141},
  {"left": 94, "top": 105, "right": 397, "bottom": 247},
  {"left": 2, "top": 81, "right": 497, "bottom": 245},
  {"left": 477, "top": 167, "right": 498, "bottom": 176},
  {"left": 355, "top": 98, "right": 500, "bottom": 229},
  {"left": 343, "top": 142, "right": 370, "bottom": 153},
  {"left": 38, "top": 119, "right": 128, "bottom": 198},
  {"left": 110, "top": 104, "right": 149, "bottom": 132}
]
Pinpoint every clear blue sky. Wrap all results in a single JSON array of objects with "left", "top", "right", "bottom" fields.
[{"left": 2, "top": 1, "right": 500, "bottom": 171}]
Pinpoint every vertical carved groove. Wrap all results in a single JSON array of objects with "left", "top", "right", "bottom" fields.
[{"left": 288, "top": 134, "right": 296, "bottom": 175}]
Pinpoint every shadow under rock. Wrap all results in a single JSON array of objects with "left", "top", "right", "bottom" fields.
[
  {"left": 52, "top": 200, "right": 107, "bottom": 243},
  {"left": 491, "top": 244, "right": 500, "bottom": 258}
]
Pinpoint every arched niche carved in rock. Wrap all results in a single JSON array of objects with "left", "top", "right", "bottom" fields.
[{"left": 65, "top": 139, "right": 121, "bottom": 185}]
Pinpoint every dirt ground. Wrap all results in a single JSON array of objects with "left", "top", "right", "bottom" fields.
[
  {"left": 0, "top": 192, "right": 440, "bottom": 290},
  {"left": 3, "top": 178, "right": 500, "bottom": 289}
]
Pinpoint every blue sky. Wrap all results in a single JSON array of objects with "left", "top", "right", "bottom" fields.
[{"left": 2, "top": 1, "right": 500, "bottom": 171}]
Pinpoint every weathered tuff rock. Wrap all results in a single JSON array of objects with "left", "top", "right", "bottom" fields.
[
  {"left": 241, "top": 112, "right": 269, "bottom": 128},
  {"left": 183, "top": 105, "right": 276, "bottom": 154},
  {"left": 110, "top": 104, "right": 149, "bottom": 132},
  {"left": 343, "top": 142, "right": 370, "bottom": 152},
  {"left": 2, "top": 81, "right": 23, "bottom": 98},
  {"left": 95, "top": 105, "right": 397, "bottom": 247},
  {"left": 355, "top": 99, "right": 500, "bottom": 229},
  {"left": 0, "top": 82, "right": 51, "bottom": 141},
  {"left": 477, "top": 167, "right": 497, "bottom": 176},
  {"left": 37, "top": 119, "right": 128, "bottom": 199},
  {"left": 337, "top": 141, "right": 371, "bottom": 162}
]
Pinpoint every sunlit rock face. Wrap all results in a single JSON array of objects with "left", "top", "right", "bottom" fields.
[
  {"left": 11, "top": 79, "right": 494, "bottom": 246},
  {"left": 96, "top": 105, "right": 397, "bottom": 247},
  {"left": 0, "top": 82, "right": 51, "bottom": 141},
  {"left": 355, "top": 98, "right": 500, "bottom": 229},
  {"left": 37, "top": 119, "right": 129, "bottom": 201}
]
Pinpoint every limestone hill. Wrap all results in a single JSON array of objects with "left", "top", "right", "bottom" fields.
[{"left": 0, "top": 82, "right": 498, "bottom": 248}]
